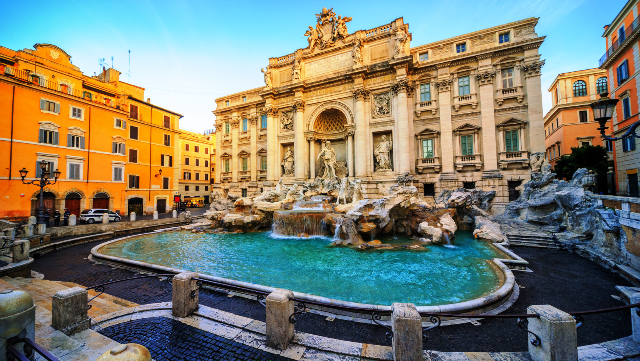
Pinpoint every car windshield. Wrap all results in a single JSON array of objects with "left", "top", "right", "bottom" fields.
[{"left": 81, "top": 210, "right": 91, "bottom": 214}]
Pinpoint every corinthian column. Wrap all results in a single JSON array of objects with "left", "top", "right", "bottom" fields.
[
  {"left": 308, "top": 135, "right": 316, "bottom": 179},
  {"left": 477, "top": 68, "right": 498, "bottom": 171},
  {"left": 392, "top": 80, "right": 411, "bottom": 173},
  {"left": 523, "top": 60, "right": 546, "bottom": 153},
  {"left": 264, "top": 107, "right": 277, "bottom": 181},
  {"left": 346, "top": 129, "right": 354, "bottom": 176},
  {"left": 293, "top": 100, "right": 306, "bottom": 180},
  {"left": 230, "top": 117, "right": 239, "bottom": 182},
  {"left": 215, "top": 126, "right": 222, "bottom": 185},
  {"left": 249, "top": 115, "right": 258, "bottom": 181},
  {"left": 353, "top": 89, "right": 369, "bottom": 177},
  {"left": 437, "top": 77, "right": 455, "bottom": 173}
]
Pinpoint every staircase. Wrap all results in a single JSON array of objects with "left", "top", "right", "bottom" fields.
[
  {"left": 506, "top": 232, "right": 561, "bottom": 249},
  {"left": 0, "top": 276, "right": 137, "bottom": 360}
]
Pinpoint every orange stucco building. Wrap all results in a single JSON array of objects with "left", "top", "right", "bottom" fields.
[
  {"left": 543, "top": 68, "right": 610, "bottom": 168},
  {"left": 600, "top": 0, "right": 640, "bottom": 196},
  {"left": 0, "top": 43, "right": 182, "bottom": 221}
]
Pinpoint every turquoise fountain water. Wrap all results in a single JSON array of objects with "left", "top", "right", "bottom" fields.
[{"left": 99, "top": 230, "right": 505, "bottom": 306}]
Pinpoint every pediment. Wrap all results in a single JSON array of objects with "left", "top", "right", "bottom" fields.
[
  {"left": 454, "top": 123, "right": 481, "bottom": 132},
  {"left": 417, "top": 127, "right": 440, "bottom": 135},
  {"left": 112, "top": 136, "right": 126, "bottom": 142},
  {"left": 220, "top": 152, "right": 232, "bottom": 159},
  {"left": 497, "top": 118, "right": 527, "bottom": 129},
  {"left": 257, "top": 148, "right": 267, "bottom": 155},
  {"left": 238, "top": 150, "right": 250, "bottom": 157}
]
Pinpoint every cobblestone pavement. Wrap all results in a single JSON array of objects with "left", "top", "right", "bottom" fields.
[
  {"left": 31, "top": 238, "right": 634, "bottom": 352},
  {"left": 98, "top": 317, "right": 293, "bottom": 361}
]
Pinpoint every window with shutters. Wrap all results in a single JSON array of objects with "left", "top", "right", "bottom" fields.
[
  {"left": 422, "top": 139, "right": 434, "bottom": 158},
  {"left": 129, "top": 149, "right": 138, "bottom": 163},
  {"left": 112, "top": 166, "right": 124, "bottom": 182},
  {"left": 458, "top": 76, "right": 470, "bottom": 96},
  {"left": 205, "top": 186, "right": 209, "bottom": 191},
  {"left": 67, "top": 162, "right": 82, "bottom": 180},
  {"left": 40, "top": 99, "right": 60, "bottom": 115},
  {"left": 618, "top": 60, "right": 629, "bottom": 85},
  {"left": 195, "top": 173, "right": 200, "bottom": 181},
  {"left": 70, "top": 106, "right": 83, "bottom": 120},
  {"left": 163, "top": 134, "right": 171, "bottom": 146},
  {"left": 420, "top": 84, "right": 431, "bottom": 102},
  {"left": 579, "top": 110, "right": 588, "bottom": 123},
  {"left": 163, "top": 116, "right": 170, "bottom": 128},
  {"left": 196, "top": 186, "right": 200, "bottom": 191},
  {"left": 623, "top": 97, "right": 632, "bottom": 119},
  {"left": 205, "top": 148, "right": 209, "bottom": 154},
  {"left": 39, "top": 129, "right": 58, "bottom": 145},
  {"left": 68, "top": 134, "right": 83, "bottom": 148},
  {"left": 114, "top": 118, "right": 126, "bottom": 129},
  {"left": 184, "top": 172, "right": 191, "bottom": 180},
  {"left": 241, "top": 158, "right": 248, "bottom": 171},
  {"left": 129, "top": 104, "right": 139, "bottom": 120},
  {"left": 606, "top": 140, "right": 614, "bottom": 152},
  {"left": 162, "top": 177, "right": 170, "bottom": 189},
  {"left": 185, "top": 185, "right": 190, "bottom": 191},
  {"left": 185, "top": 143, "right": 190, "bottom": 151},
  {"left": 112, "top": 142, "right": 126, "bottom": 155},
  {"left": 260, "top": 156, "right": 267, "bottom": 170},
  {"left": 261, "top": 115, "right": 267, "bottom": 129},
  {"left": 35, "top": 160, "right": 55, "bottom": 178},
  {"left": 205, "top": 174, "right": 209, "bottom": 180},
  {"left": 194, "top": 146, "right": 199, "bottom": 153},
  {"left": 499, "top": 32, "right": 510, "bottom": 43},
  {"left": 129, "top": 126, "right": 139, "bottom": 140},
  {"left": 185, "top": 157, "right": 190, "bottom": 165},
  {"left": 160, "top": 154, "right": 173, "bottom": 167},
  {"left": 623, "top": 136, "right": 636, "bottom": 152},
  {"left": 195, "top": 159, "right": 200, "bottom": 167},
  {"left": 596, "top": 77, "right": 608, "bottom": 95},
  {"left": 242, "top": 119, "right": 248, "bottom": 132},
  {"left": 460, "top": 135, "right": 473, "bottom": 155},
  {"left": 205, "top": 160, "right": 209, "bottom": 167},
  {"left": 573, "top": 81, "right": 587, "bottom": 97},
  {"left": 505, "top": 130, "right": 519, "bottom": 152},
  {"left": 225, "top": 122, "right": 230, "bottom": 134},
  {"left": 224, "top": 159, "right": 230, "bottom": 173},
  {"left": 501, "top": 68, "right": 514, "bottom": 88},
  {"left": 128, "top": 175, "right": 140, "bottom": 189}
]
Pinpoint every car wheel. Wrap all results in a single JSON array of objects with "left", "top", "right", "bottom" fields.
[
  {"left": 88, "top": 218, "right": 95, "bottom": 224},
  {"left": 115, "top": 217, "right": 120, "bottom": 222}
]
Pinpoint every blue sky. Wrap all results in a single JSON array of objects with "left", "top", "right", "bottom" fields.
[{"left": 0, "top": 0, "right": 626, "bottom": 133}]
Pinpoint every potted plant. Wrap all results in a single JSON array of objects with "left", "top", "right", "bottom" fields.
[
  {"left": 60, "top": 84, "right": 68, "bottom": 93},
  {"left": 31, "top": 74, "right": 40, "bottom": 85}
]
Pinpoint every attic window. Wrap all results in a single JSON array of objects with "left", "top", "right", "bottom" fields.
[
  {"left": 242, "top": 96, "right": 247, "bottom": 102},
  {"left": 225, "top": 100, "right": 230, "bottom": 106}
]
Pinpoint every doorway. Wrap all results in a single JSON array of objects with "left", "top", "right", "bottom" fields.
[
  {"left": 629, "top": 173, "right": 639, "bottom": 197},
  {"left": 508, "top": 180, "right": 523, "bottom": 202},
  {"left": 93, "top": 192, "right": 110, "bottom": 209},
  {"left": 65, "top": 192, "right": 82, "bottom": 217},
  {"left": 35, "top": 192, "right": 56, "bottom": 215},
  {"left": 157, "top": 199, "right": 167, "bottom": 213},
  {"left": 423, "top": 183, "right": 435, "bottom": 197},
  {"left": 128, "top": 198, "right": 144, "bottom": 216}
]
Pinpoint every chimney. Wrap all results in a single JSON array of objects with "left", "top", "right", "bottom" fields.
[{"left": 604, "top": 25, "right": 609, "bottom": 31}]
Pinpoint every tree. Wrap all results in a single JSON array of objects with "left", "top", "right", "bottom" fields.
[{"left": 553, "top": 145, "right": 611, "bottom": 180}]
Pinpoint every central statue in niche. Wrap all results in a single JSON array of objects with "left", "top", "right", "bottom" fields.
[
  {"left": 375, "top": 135, "right": 393, "bottom": 171},
  {"left": 282, "top": 147, "right": 295, "bottom": 176},
  {"left": 317, "top": 141, "right": 338, "bottom": 179}
]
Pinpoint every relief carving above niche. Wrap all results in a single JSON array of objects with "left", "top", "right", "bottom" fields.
[
  {"left": 281, "top": 111, "right": 294, "bottom": 131},
  {"left": 372, "top": 93, "right": 391, "bottom": 118}
]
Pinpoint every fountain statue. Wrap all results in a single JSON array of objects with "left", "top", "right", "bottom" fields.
[
  {"left": 282, "top": 147, "right": 295, "bottom": 176},
  {"left": 317, "top": 141, "right": 337, "bottom": 179},
  {"left": 336, "top": 177, "right": 349, "bottom": 205}
]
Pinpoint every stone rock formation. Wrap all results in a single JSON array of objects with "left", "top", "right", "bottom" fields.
[{"left": 473, "top": 216, "right": 508, "bottom": 243}]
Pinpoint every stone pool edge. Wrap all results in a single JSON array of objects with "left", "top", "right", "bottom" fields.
[{"left": 88, "top": 228, "right": 524, "bottom": 317}]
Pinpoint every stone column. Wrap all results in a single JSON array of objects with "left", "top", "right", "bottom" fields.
[
  {"left": 35, "top": 224, "right": 46, "bottom": 235},
  {"left": 172, "top": 272, "right": 199, "bottom": 318},
  {"left": 293, "top": 101, "right": 306, "bottom": 180},
  {"left": 250, "top": 116, "right": 258, "bottom": 181},
  {"left": 523, "top": 60, "right": 546, "bottom": 153},
  {"left": 266, "top": 289, "right": 295, "bottom": 350},
  {"left": 364, "top": 95, "right": 373, "bottom": 176},
  {"left": 52, "top": 287, "right": 91, "bottom": 335},
  {"left": 495, "top": 65, "right": 502, "bottom": 89},
  {"left": 215, "top": 127, "right": 222, "bottom": 184},
  {"left": 231, "top": 117, "right": 239, "bottom": 182},
  {"left": 69, "top": 214, "right": 76, "bottom": 226},
  {"left": 266, "top": 108, "right": 277, "bottom": 182},
  {"left": 153, "top": 211, "right": 158, "bottom": 220},
  {"left": 391, "top": 303, "right": 422, "bottom": 361},
  {"left": 102, "top": 213, "right": 109, "bottom": 224},
  {"left": 527, "top": 305, "right": 577, "bottom": 361},
  {"left": 438, "top": 77, "right": 455, "bottom": 173},
  {"left": 470, "top": 71, "right": 477, "bottom": 94},
  {"left": 477, "top": 68, "right": 499, "bottom": 171},
  {"left": 347, "top": 132, "right": 354, "bottom": 177},
  {"left": 130, "top": 212, "right": 136, "bottom": 221},
  {"left": 515, "top": 64, "right": 522, "bottom": 87},
  {"left": 353, "top": 89, "right": 368, "bottom": 177},
  {"left": 172, "top": 210, "right": 177, "bottom": 218},
  {"left": 393, "top": 80, "right": 411, "bottom": 173},
  {"left": 308, "top": 136, "right": 316, "bottom": 179},
  {"left": 11, "top": 240, "right": 29, "bottom": 263},
  {"left": 453, "top": 75, "right": 459, "bottom": 96}
]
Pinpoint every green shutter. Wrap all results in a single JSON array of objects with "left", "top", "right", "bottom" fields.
[{"left": 505, "top": 132, "right": 512, "bottom": 152}]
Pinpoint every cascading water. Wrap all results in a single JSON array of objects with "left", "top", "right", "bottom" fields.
[
  {"left": 272, "top": 210, "right": 329, "bottom": 237},
  {"left": 442, "top": 231, "right": 455, "bottom": 248},
  {"left": 333, "top": 217, "right": 343, "bottom": 240}
]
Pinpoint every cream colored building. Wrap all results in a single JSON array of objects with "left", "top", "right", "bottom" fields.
[
  {"left": 213, "top": 10, "right": 546, "bottom": 203},
  {"left": 179, "top": 130, "right": 214, "bottom": 203}
]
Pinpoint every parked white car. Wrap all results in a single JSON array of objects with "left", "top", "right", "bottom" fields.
[{"left": 79, "top": 209, "right": 121, "bottom": 224}]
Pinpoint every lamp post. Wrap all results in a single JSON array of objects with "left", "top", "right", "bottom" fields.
[
  {"left": 19, "top": 161, "right": 61, "bottom": 225},
  {"left": 591, "top": 92, "right": 626, "bottom": 141}
]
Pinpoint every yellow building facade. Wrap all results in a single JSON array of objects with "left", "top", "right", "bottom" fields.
[{"left": 178, "top": 130, "right": 214, "bottom": 203}]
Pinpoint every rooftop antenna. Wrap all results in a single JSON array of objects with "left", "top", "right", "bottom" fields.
[
  {"left": 111, "top": 56, "right": 113, "bottom": 68},
  {"left": 125, "top": 50, "right": 132, "bottom": 82}
]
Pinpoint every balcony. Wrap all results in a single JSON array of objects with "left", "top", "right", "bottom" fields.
[
  {"left": 498, "top": 151, "right": 530, "bottom": 169},
  {"left": 452, "top": 93, "right": 478, "bottom": 112},
  {"left": 600, "top": 16, "right": 640, "bottom": 66},
  {"left": 221, "top": 172, "right": 232, "bottom": 182},
  {"left": 203, "top": 129, "right": 215, "bottom": 135},
  {"left": 257, "top": 170, "right": 267, "bottom": 180},
  {"left": 495, "top": 86, "right": 524, "bottom": 106},
  {"left": 415, "top": 99, "right": 438, "bottom": 117},
  {"left": 415, "top": 157, "right": 441, "bottom": 173},
  {"left": 239, "top": 171, "right": 251, "bottom": 181},
  {"left": 455, "top": 154, "right": 482, "bottom": 171}
]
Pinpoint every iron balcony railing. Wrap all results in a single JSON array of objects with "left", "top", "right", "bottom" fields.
[{"left": 600, "top": 16, "right": 640, "bottom": 66}]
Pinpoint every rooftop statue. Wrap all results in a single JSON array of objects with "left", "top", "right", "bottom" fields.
[
  {"left": 306, "top": 7, "right": 353, "bottom": 52},
  {"left": 261, "top": 68, "right": 272, "bottom": 88}
]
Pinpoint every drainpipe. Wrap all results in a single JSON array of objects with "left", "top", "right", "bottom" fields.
[
  {"left": 9, "top": 86, "right": 15, "bottom": 180},
  {"left": 86, "top": 107, "right": 91, "bottom": 184},
  {"left": 149, "top": 105, "right": 152, "bottom": 213}
]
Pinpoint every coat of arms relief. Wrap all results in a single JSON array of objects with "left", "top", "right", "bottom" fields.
[{"left": 304, "top": 7, "right": 353, "bottom": 52}]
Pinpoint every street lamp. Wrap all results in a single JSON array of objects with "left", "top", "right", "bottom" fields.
[
  {"left": 19, "top": 161, "right": 61, "bottom": 225},
  {"left": 591, "top": 92, "right": 632, "bottom": 141}
]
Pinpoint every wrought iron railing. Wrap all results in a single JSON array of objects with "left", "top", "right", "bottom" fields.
[
  {"left": 85, "top": 274, "right": 174, "bottom": 309},
  {"left": 7, "top": 337, "right": 61, "bottom": 361},
  {"left": 600, "top": 16, "right": 640, "bottom": 66}
]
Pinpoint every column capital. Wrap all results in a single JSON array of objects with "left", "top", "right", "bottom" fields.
[
  {"left": 476, "top": 70, "right": 496, "bottom": 85},
  {"left": 436, "top": 79, "right": 452, "bottom": 92},
  {"left": 230, "top": 117, "right": 240, "bottom": 128},
  {"left": 260, "top": 106, "right": 278, "bottom": 116},
  {"left": 392, "top": 79, "right": 411, "bottom": 95},
  {"left": 293, "top": 100, "right": 305, "bottom": 112},
  {"left": 352, "top": 88, "right": 371, "bottom": 101},
  {"left": 522, "top": 60, "right": 545, "bottom": 78},
  {"left": 249, "top": 115, "right": 258, "bottom": 125}
]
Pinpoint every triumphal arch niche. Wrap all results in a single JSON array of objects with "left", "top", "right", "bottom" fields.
[{"left": 213, "top": 7, "right": 546, "bottom": 203}]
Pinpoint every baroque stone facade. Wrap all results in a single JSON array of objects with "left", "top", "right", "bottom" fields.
[{"left": 213, "top": 11, "right": 546, "bottom": 203}]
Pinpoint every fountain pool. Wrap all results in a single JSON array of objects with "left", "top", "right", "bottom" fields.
[{"left": 95, "top": 230, "right": 511, "bottom": 307}]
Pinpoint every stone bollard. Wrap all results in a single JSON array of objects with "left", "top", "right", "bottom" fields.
[
  {"left": 631, "top": 293, "right": 640, "bottom": 343},
  {"left": 11, "top": 240, "right": 29, "bottom": 263},
  {"left": 3, "top": 228, "right": 15, "bottom": 240},
  {"left": 391, "top": 303, "right": 422, "bottom": 361},
  {"left": 102, "top": 213, "right": 109, "bottom": 224},
  {"left": 0, "top": 289, "right": 35, "bottom": 361},
  {"left": 527, "top": 305, "right": 577, "bottom": 361},
  {"left": 172, "top": 210, "right": 177, "bottom": 218},
  {"left": 130, "top": 212, "right": 136, "bottom": 221},
  {"left": 69, "top": 214, "right": 77, "bottom": 226},
  {"left": 27, "top": 216, "right": 36, "bottom": 226},
  {"left": 94, "top": 343, "right": 152, "bottom": 361},
  {"left": 52, "top": 287, "right": 91, "bottom": 335},
  {"left": 153, "top": 211, "right": 158, "bottom": 220},
  {"left": 21, "top": 225, "right": 33, "bottom": 238},
  {"left": 35, "top": 223, "right": 46, "bottom": 235},
  {"left": 266, "top": 289, "right": 295, "bottom": 350},
  {"left": 172, "top": 272, "right": 199, "bottom": 318}
]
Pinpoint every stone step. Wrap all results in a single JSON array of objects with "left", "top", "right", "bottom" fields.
[
  {"left": 505, "top": 233, "right": 555, "bottom": 240},
  {"left": 507, "top": 237, "right": 557, "bottom": 244},
  {"left": 508, "top": 240, "right": 561, "bottom": 249}
]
